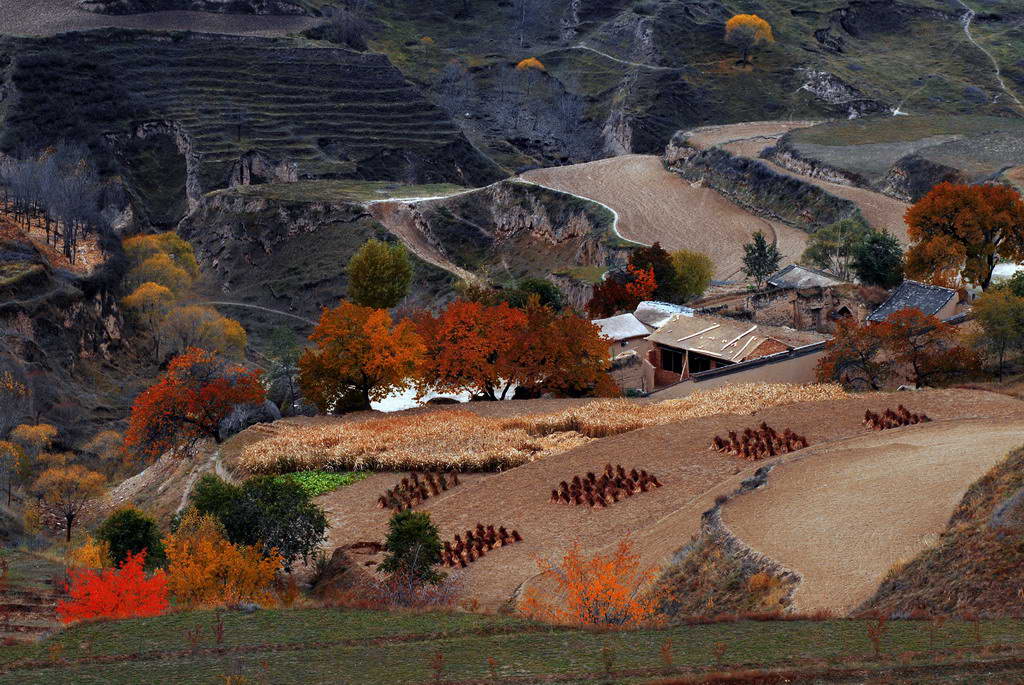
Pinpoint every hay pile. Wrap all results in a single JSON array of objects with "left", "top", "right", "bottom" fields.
[{"left": 239, "top": 384, "right": 847, "bottom": 474}]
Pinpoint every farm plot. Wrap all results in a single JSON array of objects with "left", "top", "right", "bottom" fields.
[
  {"left": 303, "top": 388, "right": 1024, "bottom": 610},
  {"left": 522, "top": 155, "right": 808, "bottom": 280},
  {"left": 723, "top": 417, "right": 1024, "bottom": 615}
]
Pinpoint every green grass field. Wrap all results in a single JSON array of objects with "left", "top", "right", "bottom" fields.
[{"left": 3, "top": 608, "right": 1024, "bottom": 684}]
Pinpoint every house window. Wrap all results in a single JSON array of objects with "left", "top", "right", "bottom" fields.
[{"left": 661, "top": 348, "right": 683, "bottom": 374}]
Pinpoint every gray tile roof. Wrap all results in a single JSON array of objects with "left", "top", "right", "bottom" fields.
[
  {"left": 592, "top": 313, "right": 650, "bottom": 341},
  {"left": 767, "top": 264, "right": 844, "bottom": 289},
  {"left": 867, "top": 280, "right": 957, "bottom": 322}
]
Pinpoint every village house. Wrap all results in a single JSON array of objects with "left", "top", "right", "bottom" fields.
[
  {"left": 867, "top": 279, "right": 964, "bottom": 323},
  {"left": 592, "top": 302, "right": 693, "bottom": 392},
  {"left": 641, "top": 314, "right": 828, "bottom": 389}
]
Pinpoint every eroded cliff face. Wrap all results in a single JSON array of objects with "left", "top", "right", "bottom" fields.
[
  {"left": 795, "top": 69, "right": 890, "bottom": 119},
  {"left": 881, "top": 155, "right": 965, "bottom": 203},
  {"left": 664, "top": 132, "right": 861, "bottom": 232}
]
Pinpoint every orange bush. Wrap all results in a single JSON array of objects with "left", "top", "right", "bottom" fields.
[
  {"left": 56, "top": 551, "right": 168, "bottom": 624},
  {"left": 164, "top": 509, "right": 281, "bottom": 607},
  {"left": 521, "top": 539, "right": 661, "bottom": 628}
]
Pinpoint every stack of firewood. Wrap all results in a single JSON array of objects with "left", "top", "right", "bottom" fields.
[
  {"left": 549, "top": 463, "right": 662, "bottom": 508},
  {"left": 441, "top": 524, "right": 522, "bottom": 567},
  {"left": 376, "top": 471, "right": 460, "bottom": 511},
  {"left": 863, "top": 406, "right": 930, "bottom": 430},
  {"left": 710, "top": 422, "right": 809, "bottom": 460}
]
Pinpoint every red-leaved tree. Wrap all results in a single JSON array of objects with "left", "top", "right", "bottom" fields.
[
  {"left": 56, "top": 551, "right": 168, "bottom": 624},
  {"left": 124, "top": 348, "right": 265, "bottom": 461},
  {"left": 586, "top": 264, "right": 656, "bottom": 318}
]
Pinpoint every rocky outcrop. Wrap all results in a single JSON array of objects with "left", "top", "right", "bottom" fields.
[
  {"left": 229, "top": 151, "right": 298, "bottom": 188},
  {"left": 762, "top": 139, "right": 869, "bottom": 189},
  {"left": 218, "top": 400, "right": 282, "bottom": 442},
  {"left": 664, "top": 132, "right": 862, "bottom": 232},
  {"left": 881, "top": 154, "right": 966, "bottom": 203},
  {"left": 795, "top": 69, "right": 890, "bottom": 119},
  {"left": 105, "top": 120, "right": 202, "bottom": 214},
  {"left": 78, "top": 0, "right": 307, "bottom": 15}
]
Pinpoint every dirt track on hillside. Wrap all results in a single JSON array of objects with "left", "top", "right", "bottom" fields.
[
  {"left": 1, "top": 0, "right": 315, "bottom": 36},
  {"left": 522, "top": 155, "right": 807, "bottom": 281},
  {"left": 723, "top": 417, "right": 1024, "bottom": 614},
  {"left": 312, "top": 389, "right": 1024, "bottom": 611}
]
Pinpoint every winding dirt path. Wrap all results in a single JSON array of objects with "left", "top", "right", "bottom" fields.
[
  {"left": 0, "top": 0, "right": 316, "bottom": 37},
  {"left": 522, "top": 155, "right": 807, "bottom": 280},
  {"left": 367, "top": 201, "right": 477, "bottom": 283},
  {"left": 723, "top": 417, "right": 1024, "bottom": 614}
]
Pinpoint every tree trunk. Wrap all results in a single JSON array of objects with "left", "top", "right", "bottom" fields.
[{"left": 65, "top": 514, "right": 74, "bottom": 542}]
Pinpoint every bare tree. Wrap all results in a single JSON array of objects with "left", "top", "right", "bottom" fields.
[{"left": 436, "top": 61, "right": 475, "bottom": 120}]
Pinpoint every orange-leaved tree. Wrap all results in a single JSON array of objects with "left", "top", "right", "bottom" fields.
[
  {"left": 35, "top": 464, "right": 105, "bottom": 542},
  {"left": 880, "top": 308, "right": 980, "bottom": 388},
  {"left": 586, "top": 264, "right": 656, "bottom": 319},
  {"left": 521, "top": 539, "right": 661, "bottom": 628},
  {"left": 124, "top": 348, "right": 265, "bottom": 461},
  {"left": 163, "top": 508, "right": 281, "bottom": 607},
  {"left": 815, "top": 318, "right": 891, "bottom": 390},
  {"left": 512, "top": 298, "right": 617, "bottom": 397},
  {"left": 416, "top": 300, "right": 528, "bottom": 400},
  {"left": 299, "top": 301, "right": 425, "bottom": 413},
  {"left": 725, "top": 14, "right": 774, "bottom": 65},
  {"left": 905, "top": 182, "right": 1024, "bottom": 291},
  {"left": 56, "top": 550, "right": 168, "bottom": 624}
]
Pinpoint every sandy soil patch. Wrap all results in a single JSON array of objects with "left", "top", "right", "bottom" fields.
[
  {"left": 723, "top": 417, "right": 1024, "bottom": 614},
  {"left": 522, "top": 155, "right": 807, "bottom": 281},
  {"left": 1, "top": 0, "right": 316, "bottom": 36},
  {"left": 313, "top": 389, "right": 1024, "bottom": 611}
]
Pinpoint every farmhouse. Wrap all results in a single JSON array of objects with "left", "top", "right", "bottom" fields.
[
  {"left": 643, "top": 314, "right": 827, "bottom": 388},
  {"left": 867, "top": 280, "right": 961, "bottom": 323},
  {"left": 593, "top": 302, "right": 694, "bottom": 392}
]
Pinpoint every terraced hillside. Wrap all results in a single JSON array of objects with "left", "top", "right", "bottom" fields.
[
  {"left": 771, "top": 115, "right": 1024, "bottom": 202},
  {"left": 179, "top": 179, "right": 625, "bottom": 346},
  {"left": 0, "top": 30, "right": 503, "bottom": 226}
]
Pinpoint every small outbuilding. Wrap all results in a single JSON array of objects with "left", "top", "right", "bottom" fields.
[{"left": 767, "top": 264, "right": 844, "bottom": 290}]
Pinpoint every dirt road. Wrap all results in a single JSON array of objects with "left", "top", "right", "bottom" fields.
[
  {"left": 723, "top": 417, "right": 1024, "bottom": 614},
  {"left": 1, "top": 0, "right": 316, "bottom": 36},
  {"left": 368, "top": 200, "right": 477, "bottom": 283},
  {"left": 523, "top": 155, "right": 808, "bottom": 280}
]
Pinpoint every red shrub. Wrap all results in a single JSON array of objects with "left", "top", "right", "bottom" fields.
[{"left": 56, "top": 551, "right": 168, "bottom": 624}]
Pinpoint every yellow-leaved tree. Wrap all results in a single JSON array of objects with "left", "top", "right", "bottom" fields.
[
  {"left": 725, "top": 14, "right": 774, "bottom": 65},
  {"left": 163, "top": 508, "right": 281, "bottom": 607}
]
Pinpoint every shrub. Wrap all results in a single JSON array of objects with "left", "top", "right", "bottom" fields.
[
  {"left": 380, "top": 510, "right": 443, "bottom": 584},
  {"left": 68, "top": 536, "right": 111, "bottom": 570},
  {"left": 96, "top": 507, "right": 165, "bottom": 568},
  {"left": 190, "top": 473, "right": 241, "bottom": 521},
  {"left": 192, "top": 474, "right": 327, "bottom": 571},
  {"left": 164, "top": 508, "right": 281, "bottom": 607},
  {"left": 521, "top": 539, "right": 660, "bottom": 628},
  {"left": 56, "top": 551, "right": 168, "bottom": 624}
]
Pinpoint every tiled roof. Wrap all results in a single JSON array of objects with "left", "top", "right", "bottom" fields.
[
  {"left": 633, "top": 301, "right": 694, "bottom": 329},
  {"left": 767, "top": 264, "right": 844, "bottom": 289},
  {"left": 592, "top": 313, "right": 649, "bottom": 341},
  {"left": 867, "top": 280, "right": 956, "bottom": 322},
  {"left": 647, "top": 314, "right": 826, "bottom": 362}
]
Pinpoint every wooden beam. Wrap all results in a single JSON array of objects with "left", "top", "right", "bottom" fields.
[
  {"left": 676, "top": 323, "right": 719, "bottom": 343},
  {"left": 722, "top": 325, "right": 757, "bottom": 350}
]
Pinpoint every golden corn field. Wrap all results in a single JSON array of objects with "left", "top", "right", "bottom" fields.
[{"left": 239, "top": 383, "right": 848, "bottom": 474}]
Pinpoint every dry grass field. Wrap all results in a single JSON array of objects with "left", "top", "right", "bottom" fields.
[{"left": 237, "top": 384, "right": 849, "bottom": 474}]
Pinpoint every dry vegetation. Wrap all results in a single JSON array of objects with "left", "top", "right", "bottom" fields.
[{"left": 239, "top": 384, "right": 848, "bottom": 474}]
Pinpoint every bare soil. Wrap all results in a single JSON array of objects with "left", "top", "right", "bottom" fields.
[
  {"left": 723, "top": 417, "right": 1024, "bottom": 614},
  {"left": 313, "top": 389, "right": 1024, "bottom": 611},
  {"left": 522, "top": 155, "right": 808, "bottom": 281},
  {"left": 685, "top": 121, "right": 821, "bottom": 150},
  {"left": 1, "top": 0, "right": 316, "bottom": 36}
]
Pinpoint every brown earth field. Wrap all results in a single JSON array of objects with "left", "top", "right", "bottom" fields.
[
  {"left": 0, "top": 0, "right": 316, "bottom": 37},
  {"left": 694, "top": 122, "right": 912, "bottom": 241},
  {"left": 300, "top": 389, "right": 1024, "bottom": 612},
  {"left": 521, "top": 154, "right": 808, "bottom": 281},
  {"left": 723, "top": 417, "right": 1024, "bottom": 615}
]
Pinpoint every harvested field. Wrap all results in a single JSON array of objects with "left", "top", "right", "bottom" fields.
[
  {"left": 684, "top": 121, "right": 821, "bottom": 150},
  {"left": 308, "top": 388, "right": 1024, "bottom": 610},
  {"left": 0, "top": 0, "right": 316, "bottom": 36},
  {"left": 237, "top": 384, "right": 849, "bottom": 474},
  {"left": 522, "top": 155, "right": 808, "bottom": 281},
  {"left": 723, "top": 417, "right": 1024, "bottom": 615}
]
